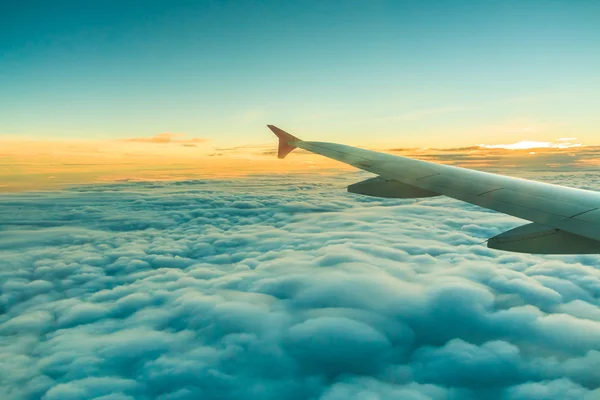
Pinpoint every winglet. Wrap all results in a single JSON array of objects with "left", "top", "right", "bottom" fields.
[{"left": 268, "top": 125, "right": 301, "bottom": 159}]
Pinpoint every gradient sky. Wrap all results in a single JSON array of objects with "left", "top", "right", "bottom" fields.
[{"left": 2, "top": 0, "right": 600, "bottom": 148}]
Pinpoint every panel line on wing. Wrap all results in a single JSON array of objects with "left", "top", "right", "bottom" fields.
[
  {"left": 416, "top": 173, "right": 441, "bottom": 181},
  {"left": 480, "top": 189, "right": 594, "bottom": 219},
  {"left": 300, "top": 142, "right": 372, "bottom": 163},
  {"left": 477, "top": 188, "right": 504, "bottom": 197},
  {"left": 569, "top": 208, "right": 599, "bottom": 219}
]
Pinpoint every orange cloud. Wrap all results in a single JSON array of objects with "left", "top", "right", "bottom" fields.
[{"left": 122, "top": 133, "right": 209, "bottom": 145}]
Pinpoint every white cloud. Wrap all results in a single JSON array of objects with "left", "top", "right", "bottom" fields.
[{"left": 0, "top": 173, "right": 599, "bottom": 399}]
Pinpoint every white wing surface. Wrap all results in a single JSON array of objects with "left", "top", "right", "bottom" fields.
[{"left": 268, "top": 125, "right": 600, "bottom": 254}]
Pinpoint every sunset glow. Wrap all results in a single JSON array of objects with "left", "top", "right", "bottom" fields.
[
  {"left": 477, "top": 139, "right": 584, "bottom": 150},
  {"left": 3, "top": 133, "right": 598, "bottom": 192}
]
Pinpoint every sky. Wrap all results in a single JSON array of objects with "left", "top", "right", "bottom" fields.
[
  {"left": 2, "top": 0, "right": 600, "bottom": 147},
  {"left": 2, "top": 0, "right": 600, "bottom": 190}
]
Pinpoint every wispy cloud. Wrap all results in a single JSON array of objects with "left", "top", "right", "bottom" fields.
[{"left": 122, "top": 133, "right": 209, "bottom": 145}]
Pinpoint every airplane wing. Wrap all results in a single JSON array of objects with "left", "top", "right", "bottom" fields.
[{"left": 268, "top": 125, "right": 600, "bottom": 254}]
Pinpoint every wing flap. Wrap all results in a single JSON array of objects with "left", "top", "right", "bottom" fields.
[
  {"left": 488, "top": 223, "right": 600, "bottom": 254},
  {"left": 348, "top": 177, "right": 440, "bottom": 198},
  {"left": 417, "top": 174, "right": 500, "bottom": 196}
]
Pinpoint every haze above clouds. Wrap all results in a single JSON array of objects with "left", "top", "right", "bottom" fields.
[
  {"left": 3, "top": 134, "right": 600, "bottom": 192},
  {"left": 1, "top": 172, "right": 599, "bottom": 400}
]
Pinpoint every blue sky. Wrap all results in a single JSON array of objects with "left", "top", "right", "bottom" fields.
[{"left": 2, "top": 0, "right": 600, "bottom": 146}]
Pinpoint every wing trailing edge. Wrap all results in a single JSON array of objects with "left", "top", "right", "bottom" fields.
[{"left": 348, "top": 177, "right": 440, "bottom": 198}]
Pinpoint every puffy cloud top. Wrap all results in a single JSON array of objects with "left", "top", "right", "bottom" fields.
[{"left": 1, "top": 173, "right": 599, "bottom": 399}]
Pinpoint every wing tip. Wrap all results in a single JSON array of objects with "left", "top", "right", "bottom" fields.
[{"left": 267, "top": 125, "right": 301, "bottom": 159}]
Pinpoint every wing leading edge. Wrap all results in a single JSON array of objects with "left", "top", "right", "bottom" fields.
[{"left": 268, "top": 125, "right": 600, "bottom": 254}]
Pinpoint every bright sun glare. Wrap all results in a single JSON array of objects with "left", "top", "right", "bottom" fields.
[{"left": 477, "top": 139, "right": 584, "bottom": 150}]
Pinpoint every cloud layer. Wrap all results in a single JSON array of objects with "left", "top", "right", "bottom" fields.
[
  {"left": 1, "top": 173, "right": 599, "bottom": 399},
  {"left": 121, "top": 133, "right": 209, "bottom": 146}
]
